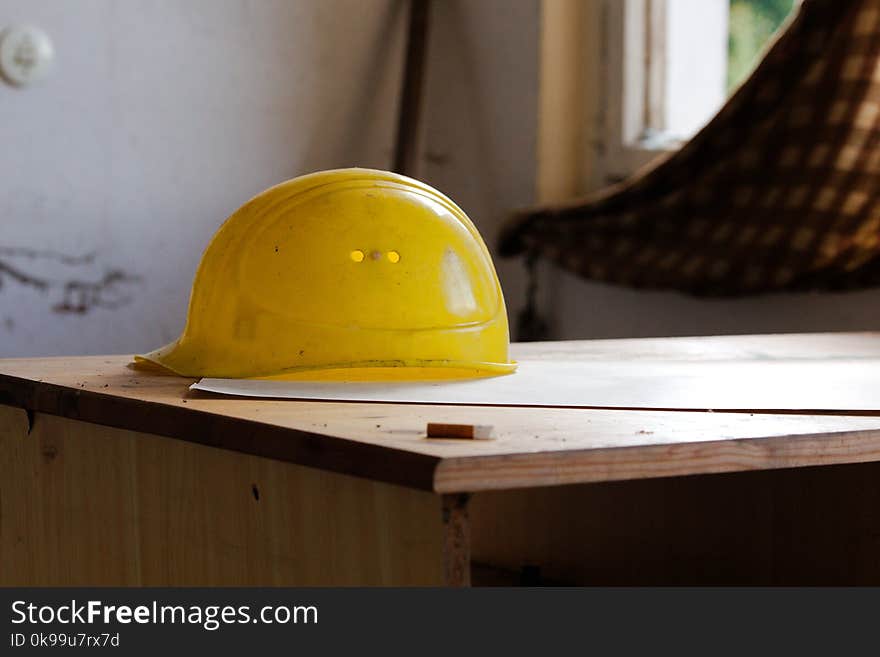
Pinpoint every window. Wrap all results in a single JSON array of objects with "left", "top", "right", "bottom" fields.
[{"left": 597, "top": 0, "right": 797, "bottom": 182}]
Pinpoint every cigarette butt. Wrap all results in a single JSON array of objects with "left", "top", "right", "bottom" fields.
[{"left": 426, "top": 422, "right": 494, "bottom": 440}]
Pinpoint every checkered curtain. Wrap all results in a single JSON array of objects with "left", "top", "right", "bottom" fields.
[{"left": 500, "top": 0, "right": 880, "bottom": 296}]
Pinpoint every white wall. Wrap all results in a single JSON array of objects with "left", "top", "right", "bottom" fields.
[
  {"left": 418, "top": 0, "right": 539, "bottom": 330},
  {"left": 1, "top": 0, "right": 406, "bottom": 356},
  {"left": 551, "top": 272, "right": 880, "bottom": 339},
  {"left": 4, "top": 0, "right": 876, "bottom": 356}
]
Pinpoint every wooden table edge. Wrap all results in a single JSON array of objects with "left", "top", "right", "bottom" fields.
[
  {"left": 7, "top": 369, "right": 880, "bottom": 496},
  {"left": 0, "top": 372, "right": 441, "bottom": 492},
  {"left": 433, "top": 427, "right": 880, "bottom": 492}
]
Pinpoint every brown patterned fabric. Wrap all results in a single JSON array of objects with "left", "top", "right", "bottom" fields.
[{"left": 500, "top": 0, "right": 880, "bottom": 296}]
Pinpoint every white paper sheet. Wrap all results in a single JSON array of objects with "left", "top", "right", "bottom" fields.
[{"left": 191, "top": 358, "right": 880, "bottom": 411}]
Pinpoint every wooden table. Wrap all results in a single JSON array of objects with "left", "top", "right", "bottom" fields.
[{"left": 5, "top": 332, "right": 880, "bottom": 586}]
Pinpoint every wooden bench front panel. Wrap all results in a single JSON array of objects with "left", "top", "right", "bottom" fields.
[
  {"left": 471, "top": 463, "right": 880, "bottom": 585},
  {"left": 0, "top": 404, "right": 446, "bottom": 586}
]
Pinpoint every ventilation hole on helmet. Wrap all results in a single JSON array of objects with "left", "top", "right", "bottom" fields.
[
  {"left": 370, "top": 250, "right": 382, "bottom": 261},
  {"left": 350, "top": 250, "right": 365, "bottom": 262},
  {"left": 387, "top": 250, "right": 400, "bottom": 263}
]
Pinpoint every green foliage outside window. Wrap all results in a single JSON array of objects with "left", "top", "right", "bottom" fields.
[{"left": 728, "top": 0, "right": 796, "bottom": 91}]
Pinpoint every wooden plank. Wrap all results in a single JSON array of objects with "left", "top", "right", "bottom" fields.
[
  {"left": 0, "top": 404, "right": 445, "bottom": 585},
  {"left": 0, "top": 362, "right": 440, "bottom": 492},
  {"left": 471, "top": 460, "right": 880, "bottom": 584},
  {"left": 442, "top": 494, "right": 471, "bottom": 587},
  {"left": 432, "top": 427, "right": 880, "bottom": 492},
  {"left": 4, "top": 334, "right": 880, "bottom": 492},
  {"left": 5, "top": 356, "right": 880, "bottom": 492}
]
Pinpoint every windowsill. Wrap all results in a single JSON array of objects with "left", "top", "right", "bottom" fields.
[
  {"left": 602, "top": 136, "right": 682, "bottom": 184},
  {"left": 634, "top": 129, "right": 686, "bottom": 151}
]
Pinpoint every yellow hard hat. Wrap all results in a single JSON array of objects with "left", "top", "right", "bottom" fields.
[{"left": 134, "top": 168, "right": 516, "bottom": 379}]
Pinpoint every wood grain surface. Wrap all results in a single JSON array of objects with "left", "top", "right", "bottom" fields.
[
  {"left": 470, "top": 459, "right": 880, "bottom": 584},
  {"left": 4, "top": 333, "right": 880, "bottom": 493},
  {"left": 0, "top": 404, "right": 445, "bottom": 585}
]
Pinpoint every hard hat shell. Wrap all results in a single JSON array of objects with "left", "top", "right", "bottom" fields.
[{"left": 135, "top": 168, "right": 516, "bottom": 379}]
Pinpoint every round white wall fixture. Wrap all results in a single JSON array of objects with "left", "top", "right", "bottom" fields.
[{"left": 0, "top": 25, "right": 54, "bottom": 87}]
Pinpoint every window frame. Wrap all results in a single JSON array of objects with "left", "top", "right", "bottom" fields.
[{"left": 595, "top": 0, "right": 731, "bottom": 184}]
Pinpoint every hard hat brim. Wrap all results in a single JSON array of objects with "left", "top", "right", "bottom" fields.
[{"left": 133, "top": 342, "right": 517, "bottom": 380}]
